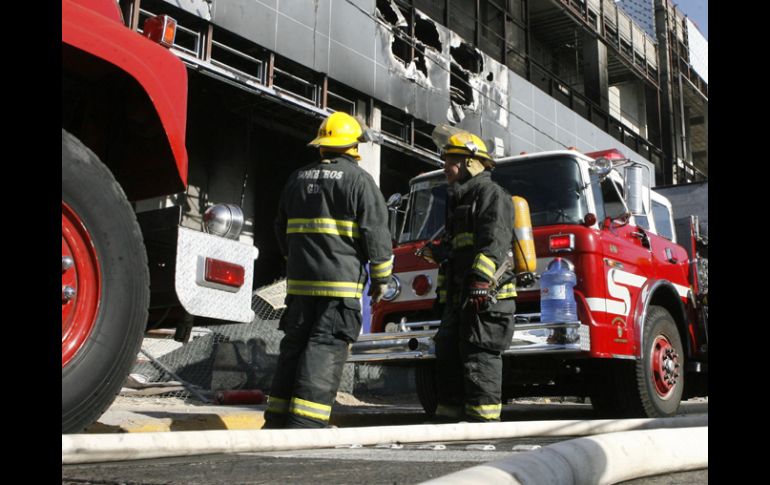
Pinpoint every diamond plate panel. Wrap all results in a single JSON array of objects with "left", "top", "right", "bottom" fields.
[
  {"left": 175, "top": 227, "right": 258, "bottom": 323},
  {"left": 579, "top": 324, "right": 591, "bottom": 351}
]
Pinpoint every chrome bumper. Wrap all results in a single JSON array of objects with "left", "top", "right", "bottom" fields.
[{"left": 349, "top": 314, "right": 590, "bottom": 363}]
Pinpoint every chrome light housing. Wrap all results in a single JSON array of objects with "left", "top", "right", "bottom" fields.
[
  {"left": 381, "top": 275, "right": 401, "bottom": 302},
  {"left": 589, "top": 156, "right": 613, "bottom": 179},
  {"left": 203, "top": 204, "right": 244, "bottom": 240}
]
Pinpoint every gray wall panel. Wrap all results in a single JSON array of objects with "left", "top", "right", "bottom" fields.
[
  {"left": 329, "top": 40, "right": 376, "bottom": 96},
  {"left": 575, "top": 122, "right": 597, "bottom": 149},
  {"left": 276, "top": 14, "right": 316, "bottom": 67},
  {"left": 213, "top": 0, "right": 278, "bottom": 51},
  {"left": 555, "top": 103, "right": 576, "bottom": 140},
  {"left": 556, "top": 128, "right": 578, "bottom": 148},
  {"left": 372, "top": 62, "right": 393, "bottom": 108},
  {"left": 532, "top": 89, "right": 556, "bottom": 126},
  {"left": 163, "top": 0, "right": 213, "bottom": 20},
  {"left": 276, "top": 0, "right": 330, "bottom": 35},
  {"left": 313, "top": 31, "right": 331, "bottom": 73},
  {"left": 329, "top": 0, "right": 376, "bottom": 60},
  {"left": 509, "top": 72, "right": 534, "bottom": 117},
  {"left": 535, "top": 131, "right": 562, "bottom": 152},
  {"left": 509, "top": 113, "right": 535, "bottom": 150},
  {"left": 533, "top": 113, "right": 557, "bottom": 140}
]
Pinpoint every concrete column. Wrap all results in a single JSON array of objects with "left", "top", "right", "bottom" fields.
[
  {"left": 654, "top": 0, "right": 676, "bottom": 185},
  {"left": 356, "top": 103, "right": 382, "bottom": 187},
  {"left": 582, "top": 32, "right": 609, "bottom": 112}
]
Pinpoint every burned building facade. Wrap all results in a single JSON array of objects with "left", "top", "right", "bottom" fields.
[{"left": 121, "top": 0, "right": 707, "bottom": 286}]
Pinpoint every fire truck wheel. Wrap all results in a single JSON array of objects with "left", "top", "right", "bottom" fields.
[
  {"left": 415, "top": 363, "right": 438, "bottom": 417},
  {"left": 634, "top": 305, "right": 684, "bottom": 417},
  {"left": 61, "top": 129, "right": 149, "bottom": 433}
]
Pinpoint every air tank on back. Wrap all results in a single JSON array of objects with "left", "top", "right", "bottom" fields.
[{"left": 511, "top": 196, "right": 537, "bottom": 275}]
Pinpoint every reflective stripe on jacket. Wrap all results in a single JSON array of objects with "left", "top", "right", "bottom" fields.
[
  {"left": 443, "top": 171, "right": 515, "bottom": 299},
  {"left": 275, "top": 155, "right": 393, "bottom": 297}
]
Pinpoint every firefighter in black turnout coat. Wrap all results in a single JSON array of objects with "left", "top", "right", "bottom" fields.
[
  {"left": 429, "top": 125, "right": 517, "bottom": 422},
  {"left": 265, "top": 112, "right": 393, "bottom": 429}
]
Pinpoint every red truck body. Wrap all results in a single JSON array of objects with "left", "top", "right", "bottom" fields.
[
  {"left": 354, "top": 149, "right": 708, "bottom": 417},
  {"left": 63, "top": 0, "right": 188, "bottom": 194},
  {"left": 62, "top": 0, "right": 258, "bottom": 433}
]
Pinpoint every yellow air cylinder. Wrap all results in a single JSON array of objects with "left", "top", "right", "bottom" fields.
[{"left": 512, "top": 196, "right": 537, "bottom": 273}]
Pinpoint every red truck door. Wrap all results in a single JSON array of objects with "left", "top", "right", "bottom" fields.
[{"left": 595, "top": 179, "right": 653, "bottom": 357}]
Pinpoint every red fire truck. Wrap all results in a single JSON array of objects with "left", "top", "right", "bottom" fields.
[
  {"left": 350, "top": 148, "right": 708, "bottom": 418},
  {"left": 62, "top": 0, "right": 258, "bottom": 432}
]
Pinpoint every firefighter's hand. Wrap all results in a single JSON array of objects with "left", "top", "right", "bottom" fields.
[
  {"left": 516, "top": 272, "right": 536, "bottom": 288},
  {"left": 368, "top": 281, "right": 390, "bottom": 305},
  {"left": 466, "top": 280, "right": 491, "bottom": 313}
]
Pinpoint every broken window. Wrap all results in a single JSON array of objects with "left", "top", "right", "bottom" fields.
[
  {"left": 450, "top": 63, "right": 473, "bottom": 107},
  {"left": 414, "top": 15, "right": 441, "bottom": 51},
  {"left": 414, "top": 54, "right": 428, "bottom": 76},
  {"left": 450, "top": 42, "right": 482, "bottom": 74},
  {"left": 380, "top": 1, "right": 443, "bottom": 79},
  {"left": 376, "top": 0, "right": 401, "bottom": 25}
]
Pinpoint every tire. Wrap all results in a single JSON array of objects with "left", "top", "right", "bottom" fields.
[
  {"left": 633, "top": 305, "right": 685, "bottom": 417},
  {"left": 62, "top": 129, "right": 149, "bottom": 433},
  {"left": 415, "top": 363, "right": 438, "bottom": 417},
  {"left": 589, "top": 306, "right": 684, "bottom": 418}
]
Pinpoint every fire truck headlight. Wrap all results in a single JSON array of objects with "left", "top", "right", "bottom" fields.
[
  {"left": 381, "top": 275, "right": 401, "bottom": 302},
  {"left": 203, "top": 204, "right": 244, "bottom": 240}
]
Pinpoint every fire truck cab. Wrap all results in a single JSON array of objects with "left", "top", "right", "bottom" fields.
[{"left": 350, "top": 148, "right": 708, "bottom": 418}]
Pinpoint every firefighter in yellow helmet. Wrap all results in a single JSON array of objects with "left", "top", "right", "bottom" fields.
[
  {"left": 429, "top": 124, "right": 517, "bottom": 423},
  {"left": 265, "top": 112, "right": 393, "bottom": 429}
]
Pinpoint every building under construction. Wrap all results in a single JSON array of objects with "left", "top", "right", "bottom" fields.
[{"left": 120, "top": 0, "right": 708, "bottom": 288}]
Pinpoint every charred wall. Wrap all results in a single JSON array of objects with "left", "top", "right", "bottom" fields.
[{"left": 160, "top": 0, "right": 652, "bottom": 170}]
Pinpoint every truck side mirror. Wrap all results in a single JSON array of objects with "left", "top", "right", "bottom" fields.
[
  {"left": 386, "top": 193, "right": 403, "bottom": 208},
  {"left": 624, "top": 166, "right": 644, "bottom": 215},
  {"left": 386, "top": 193, "right": 403, "bottom": 243}
]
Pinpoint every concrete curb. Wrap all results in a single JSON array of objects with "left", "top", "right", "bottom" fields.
[
  {"left": 86, "top": 404, "right": 424, "bottom": 433},
  {"left": 63, "top": 414, "right": 706, "bottom": 464},
  {"left": 88, "top": 410, "right": 267, "bottom": 433},
  {"left": 418, "top": 426, "right": 708, "bottom": 485}
]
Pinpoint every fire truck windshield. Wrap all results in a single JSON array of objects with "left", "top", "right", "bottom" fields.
[
  {"left": 399, "top": 155, "right": 588, "bottom": 243},
  {"left": 399, "top": 179, "right": 447, "bottom": 243}
]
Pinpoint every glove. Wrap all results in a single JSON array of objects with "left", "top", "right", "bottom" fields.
[
  {"left": 368, "top": 281, "right": 390, "bottom": 305},
  {"left": 465, "top": 279, "right": 491, "bottom": 313}
]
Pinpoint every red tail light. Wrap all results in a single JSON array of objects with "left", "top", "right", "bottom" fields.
[
  {"left": 412, "top": 274, "right": 432, "bottom": 296},
  {"left": 549, "top": 234, "right": 575, "bottom": 252},
  {"left": 205, "top": 258, "right": 245, "bottom": 288}
]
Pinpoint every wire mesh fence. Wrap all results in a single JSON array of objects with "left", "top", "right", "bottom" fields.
[
  {"left": 127, "top": 287, "right": 286, "bottom": 401},
  {"left": 125, "top": 280, "right": 415, "bottom": 403}
]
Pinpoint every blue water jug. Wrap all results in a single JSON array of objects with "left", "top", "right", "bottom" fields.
[{"left": 539, "top": 257, "right": 577, "bottom": 323}]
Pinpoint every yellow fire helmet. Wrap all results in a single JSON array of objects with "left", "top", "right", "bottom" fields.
[
  {"left": 308, "top": 112, "right": 367, "bottom": 149},
  {"left": 432, "top": 124, "right": 494, "bottom": 163}
]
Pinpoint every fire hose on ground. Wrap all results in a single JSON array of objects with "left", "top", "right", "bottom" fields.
[{"left": 63, "top": 415, "right": 706, "bottom": 465}]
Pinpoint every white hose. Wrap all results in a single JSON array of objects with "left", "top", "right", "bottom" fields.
[
  {"left": 62, "top": 415, "right": 706, "bottom": 464},
  {"left": 419, "top": 426, "right": 708, "bottom": 485}
]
